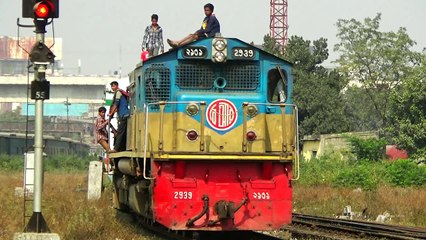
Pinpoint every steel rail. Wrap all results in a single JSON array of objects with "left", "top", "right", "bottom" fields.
[{"left": 289, "top": 213, "right": 426, "bottom": 239}]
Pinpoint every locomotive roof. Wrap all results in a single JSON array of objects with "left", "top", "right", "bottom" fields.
[{"left": 144, "top": 37, "right": 293, "bottom": 66}]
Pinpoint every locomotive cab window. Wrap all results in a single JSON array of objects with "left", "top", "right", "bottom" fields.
[
  {"left": 143, "top": 64, "right": 171, "bottom": 105},
  {"left": 267, "top": 67, "right": 288, "bottom": 103},
  {"left": 127, "top": 81, "right": 136, "bottom": 113}
]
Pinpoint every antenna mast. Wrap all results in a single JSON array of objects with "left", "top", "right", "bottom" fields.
[{"left": 269, "top": 0, "right": 289, "bottom": 47}]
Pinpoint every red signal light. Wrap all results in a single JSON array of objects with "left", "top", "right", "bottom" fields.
[
  {"left": 23, "top": 0, "right": 59, "bottom": 19},
  {"left": 34, "top": 2, "right": 50, "bottom": 18}
]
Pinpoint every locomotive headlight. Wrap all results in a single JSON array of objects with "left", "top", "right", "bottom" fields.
[
  {"left": 246, "top": 104, "right": 258, "bottom": 118},
  {"left": 213, "top": 52, "right": 226, "bottom": 62},
  {"left": 186, "top": 103, "right": 199, "bottom": 116},
  {"left": 212, "top": 37, "right": 227, "bottom": 63},
  {"left": 213, "top": 39, "right": 227, "bottom": 51}
]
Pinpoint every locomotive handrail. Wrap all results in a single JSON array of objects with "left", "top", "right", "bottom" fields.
[
  {"left": 143, "top": 101, "right": 207, "bottom": 180},
  {"left": 144, "top": 101, "right": 299, "bottom": 181},
  {"left": 280, "top": 105, "right": 287, "bottom": 154},
  {"left": 158, "top": 103, "right": 166, "bottom": 151},
  {"left": 242, "top": 103, "right": 248, "bottom": 152},
  {"left": 200, "top": 102, "right": 206, "bottom": 152},
  {"left": 143, "top": 103, "right": 156, "bottom": 180},
  {"left": 242, "top": 102, "right": 300, "bottom": 181},
  {"left": 293, "top": 105, "right": 300, "bottom": 181}
]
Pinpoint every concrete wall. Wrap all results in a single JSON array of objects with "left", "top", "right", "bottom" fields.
[
  {"left": 0, "top": 133, "right": 90, "bottom": 156},
  {"left": 302, "top": 131, "right": 378, "bottom": 161}
]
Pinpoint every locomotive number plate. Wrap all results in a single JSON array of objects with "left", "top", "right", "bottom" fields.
[
  {"left": 252, "top": 192, "right": 270, "bottom": 200},
  {"left": 174, "top": 191, "right": 193, "bottom": 200},
  {"left": 232, "top": 47, "right": 255, "bottom": 59},
  {"left": 182, "top": 46, "right": 207, "bottom": 59}
]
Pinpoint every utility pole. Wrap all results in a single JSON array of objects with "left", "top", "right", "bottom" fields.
[{"left": 64, "top": 97, "right": 71, "bottom": 134}]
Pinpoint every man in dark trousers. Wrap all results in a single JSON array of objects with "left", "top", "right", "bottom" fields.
[
  {"left": 167, "top": 3, "right": 220, "bottom": 48},
  {"left": 109, "top": 81, "right": 130, "bottom": 152}
]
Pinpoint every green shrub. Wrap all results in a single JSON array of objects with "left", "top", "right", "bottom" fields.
[
  {"left": 298, "top": 152, "right": 348, "bottom": 185},
  {"left": 332, "top": 161, "right": 383, "bottom": 190},
  {"left": 0, "top": 154, "right": 96, "bottom": 173},
  {"left": 347, "top": 136, "right": 386, "bottom": 161},
  {"left": 385, "top": 160, "right": 426, "bottom": 187},
  {"left": 45, "top": 154, "right": 95, "bottom": 172},
  {"left": 0, "top": 154, "right": 24, "bottom": 171},
  {"left": 298, "top": 153, "right": 426, "bottom": 189}
]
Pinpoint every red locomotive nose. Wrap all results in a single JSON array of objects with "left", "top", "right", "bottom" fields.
[{"left": 246, "top": 131, "right": 257, "bottom": 141}]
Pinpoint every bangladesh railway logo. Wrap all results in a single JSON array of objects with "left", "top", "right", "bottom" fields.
[{"left": 206, "top": 99, "right": 238, "bottom": 131}]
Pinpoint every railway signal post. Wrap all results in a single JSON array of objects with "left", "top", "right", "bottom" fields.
[{"left": 14, "top": 1, "right": 60, "bottom": 239}]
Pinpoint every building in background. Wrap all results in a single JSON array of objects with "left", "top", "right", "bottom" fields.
[
  {"left": 0, "top": 35, "right": 119, "bottom": 154},
  {"left": 0, "top": 36, "right": 63, "bottom": 75},
  {"left": 302, "top": 131, "right": 378, "bottom": 161}
]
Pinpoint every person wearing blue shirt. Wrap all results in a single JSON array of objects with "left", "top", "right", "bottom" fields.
[
  {"left": 109, "top": 81, "right": 130, "bottom": 152},
  {"left": 167, "top": 3, "right": 220, "bottom": 48}
]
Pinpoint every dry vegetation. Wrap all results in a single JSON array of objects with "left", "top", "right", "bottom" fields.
[
  {"left": 1, "top": 172, "right": 425, "bottom": 240},
  {"left": 0, "top": 172, "right": 160, "bottom": 240},
  {"left": 293, "top": 185, "right": 426, "bottom": 227}
]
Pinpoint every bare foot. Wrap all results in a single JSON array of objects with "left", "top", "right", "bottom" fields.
[{"left": 167, "top": 39, "right": 178, "bottom": 48}]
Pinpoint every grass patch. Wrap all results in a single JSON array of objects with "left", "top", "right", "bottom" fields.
[
  {"left": 0, "top": 154, "right": 96, "bottom": 173},
  {"left": 294, "top": 153, "right": 426, "bottom": 227},
  {"left": 0, "top": 173, "right": 160, "bottom": 240}
]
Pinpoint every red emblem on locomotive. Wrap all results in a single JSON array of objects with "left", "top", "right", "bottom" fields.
[{"left": 206, "top": 99, "right": 238, "bottom": 131}]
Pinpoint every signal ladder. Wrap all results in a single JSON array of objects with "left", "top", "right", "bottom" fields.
[{"left": 22, "top": 151, "right": 36, "bottom": 227}]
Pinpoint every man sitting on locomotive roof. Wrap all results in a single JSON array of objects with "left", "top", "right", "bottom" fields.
[{"left": 167, "top": 3, "right": 220, "bottom": 48}]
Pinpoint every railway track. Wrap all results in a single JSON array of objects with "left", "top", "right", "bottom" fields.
[
  {"left": 121, "top": 210, "right": 426, "bottom": 240},
  {"left": 284, "top": 213, "right": 426, "bottom": 239},
  {"left": 134, "top": 213, "right": 283, "bottom": 240}
]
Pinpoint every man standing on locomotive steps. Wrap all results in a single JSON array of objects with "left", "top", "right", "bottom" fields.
[{"left": 109, "top": 81, "right": 130, "bottom": 152}]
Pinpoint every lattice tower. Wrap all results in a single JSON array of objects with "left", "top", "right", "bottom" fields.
[{"left": 269, "top": 0, "right": 289, "bottom": 47}]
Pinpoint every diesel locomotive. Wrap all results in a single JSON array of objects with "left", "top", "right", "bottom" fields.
[{"left": 109, "top": 35, "right": 299, "bottom": 231}]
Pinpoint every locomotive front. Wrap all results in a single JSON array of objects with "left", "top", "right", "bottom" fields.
[{"left": 111, "top": 36, "right": 299, "bottom": 231}]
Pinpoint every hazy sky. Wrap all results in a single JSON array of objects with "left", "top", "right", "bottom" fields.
[{"left": 1, "top": 0, "right": 425, "bottom": 75}]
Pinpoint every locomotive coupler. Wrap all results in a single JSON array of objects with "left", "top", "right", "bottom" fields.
[{"left": 208, "top": 197, "right": 249, "bottom": 226}]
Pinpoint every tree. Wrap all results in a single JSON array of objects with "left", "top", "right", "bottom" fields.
[
  {"left": 284, "top": 36, "right": 329, "bottom": 73},
  {"left": 262, "top": 35, "right": 351, "bottom": 137},
  {"left": 343, "top": 86, "right": 383, "bottom": 131},
  {"left": 262, "top": 34, "right": 283, "bottom": 57},
  {"left": 334, "top": 13, "right": 422, "bottom": 128},
  {"left": 387, "top": 57, "right": 426, "bottom": 159},
  {"left": 284, "top": 36, "right": 351, "bottom": 137}
]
